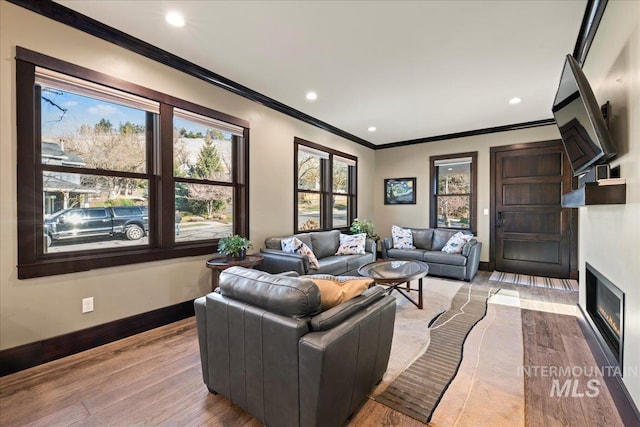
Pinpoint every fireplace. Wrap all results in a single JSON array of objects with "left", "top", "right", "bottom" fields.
[{"left": 585, "top": 263, "right": 624, "bottom": 367}]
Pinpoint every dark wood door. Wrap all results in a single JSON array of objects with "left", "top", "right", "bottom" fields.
[{"left": 491, "top": 141, "right": 576, "bottom": 278}]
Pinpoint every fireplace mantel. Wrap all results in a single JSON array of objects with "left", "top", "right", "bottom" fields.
[{"left": 562, "top": 182, "right": 626, "bottom": 207}]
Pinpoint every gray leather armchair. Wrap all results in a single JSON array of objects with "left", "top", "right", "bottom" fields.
[{"left": 194, "top": 266, "right": 396, "bottom": 427}]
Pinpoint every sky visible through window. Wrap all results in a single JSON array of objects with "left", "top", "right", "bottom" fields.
[{"left": 40, "top": 87, "right": 146, "bottom": 138}]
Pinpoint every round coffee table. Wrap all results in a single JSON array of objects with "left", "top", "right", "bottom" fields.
[{"left": 358, "top": 260, "right": 429, "bottom": 309}]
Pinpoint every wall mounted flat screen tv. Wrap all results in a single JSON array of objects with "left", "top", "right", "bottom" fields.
[{"left": 552, "top": 54, "right": 616, "bottom": 176}]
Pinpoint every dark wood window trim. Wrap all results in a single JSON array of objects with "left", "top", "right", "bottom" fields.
[
  {"left": 294, "top": 137, "right": 357, "bottom": 233},
  {"left": 16, "top": 47, "right": 249, "bottom": 279},
  {"left": 429, "top": 151, "right": 478, "bottom": 234}
]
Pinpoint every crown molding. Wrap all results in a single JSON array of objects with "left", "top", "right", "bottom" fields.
[
  {"left": 375, "top": 119, "right": 556, "bottom": 150},
  {"left": 8, "top": 0, "right": 601, "bottom": 149},
  {"left": 7, "top": 0, "right": 376, "bottom": 149}
]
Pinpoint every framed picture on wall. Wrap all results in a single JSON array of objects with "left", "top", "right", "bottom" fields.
[{"left": 384, "top": 178, "right": 416, "bottom": 204}]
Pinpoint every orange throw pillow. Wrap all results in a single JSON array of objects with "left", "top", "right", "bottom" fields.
[{"left": 302, "top": 275, "right": 373, "bottom": 310}]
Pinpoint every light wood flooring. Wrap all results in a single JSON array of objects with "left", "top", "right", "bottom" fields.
[{"left": 0, "top": 271, "right": 626, "bottom": 426}]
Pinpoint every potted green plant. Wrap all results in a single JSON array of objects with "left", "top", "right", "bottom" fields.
[
  {"left": 350, "top": 218, "right": 380, "bottom": 241},
  {"left": 218, "top": 235, "right": 253, "bottom": 261}
]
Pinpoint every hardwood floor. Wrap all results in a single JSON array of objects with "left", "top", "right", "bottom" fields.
[{"left": 0, "top": 271, "right": 626, "bottom": 426}]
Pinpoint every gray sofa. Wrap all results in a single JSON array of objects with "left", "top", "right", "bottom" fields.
[
  {"left": 381, "top": 228, "right": 482, "bottom": 281},
  {"left": 258, "top": 229, "right": 376, "bottom": 276},
  {"left": 194, "top": 266, "right": 396, "bottom": 427}
]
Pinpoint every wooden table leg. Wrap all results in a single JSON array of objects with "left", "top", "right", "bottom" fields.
[
  {"left": 417, "top": 277, "right": 423, "bottom": 309},
  {"left": 211, "top": 270, "right": 221, "bottom": 292}
]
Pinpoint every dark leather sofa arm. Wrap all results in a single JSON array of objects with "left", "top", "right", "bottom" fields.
[
  {"left": 381, "top": 237, "right": 393, "bottom": 258},
  {"left": 365, "top": 238, "right": 377, "bottom": 260},
  {"left": 310, "top": 286, "right": 386, "bottom": 331},
  {"left": 463, "top": 241, "right": 482, "bottom": 281},
  {"left": 258, "top": 248, "right": 310, "bottom": 275}
]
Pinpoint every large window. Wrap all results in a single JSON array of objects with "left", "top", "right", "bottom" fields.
[
  {"left": 430, "top": 152, "right": 477, "bottom": 232},
  {"left": 173, "top": 109, "right": 244, "bottom": 242},
  {"left": 295, "top": 138, "right": 356, "bottom": 232},
  {"left": 16, "top": 47, "right": 249, "bottom": 278}
]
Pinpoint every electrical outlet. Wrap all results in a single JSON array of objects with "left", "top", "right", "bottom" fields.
[{"left": 82, "top": 297, "right": 94, "bottom": 313}]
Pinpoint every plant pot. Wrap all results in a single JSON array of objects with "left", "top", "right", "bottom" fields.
[{"left": 226, "top": 249, "right": 246, "bottom": 261}]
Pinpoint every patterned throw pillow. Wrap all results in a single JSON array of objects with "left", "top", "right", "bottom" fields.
[
  {"left": 302, "top": 274, "right": 373, "bottom": 310},
  {"left": 281, "top": 237, "right": 320, "bottom": 269},
  {"left": 392, "top": 225, "right": 415, "bottom": 249},
  {"left": 335, "top": 233, "right": 367, "bottom": 255},
  {"left": 441, "top": 232, "right": 473, "bottom": 254}
]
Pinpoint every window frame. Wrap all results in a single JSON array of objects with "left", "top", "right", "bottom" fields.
[
  {"left": 16, "top": 47, "right": 250, "bottom": 279},
  {"left": 294, "top": 137, "right": 357, "bottom": 233},
  {"left": 429, "top": 151, "right": 478, "bottom": 233}
]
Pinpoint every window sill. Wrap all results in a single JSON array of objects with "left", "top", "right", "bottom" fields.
[{"left": 18, "top": 244, "right": 215, "bottom": 279}]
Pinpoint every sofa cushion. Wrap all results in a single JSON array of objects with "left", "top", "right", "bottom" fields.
[
  {"left": 344, "top": 251, "right": 376, "bottom": 272},
  {"left": 392, "top": 225, "right": 415, "bottom": 249},
  {"left": 422, "top": 251, "right": 468, "bottom": 266},
  {"left": 310, "top": 286, "right": 386, "bottom": 331},
  {"left": 411, "top": 228, "right": 434, "bottom": 250},
  {"left": 282, "top": 236, "right": 320, "bottom": 269},
  {"left": 432, "top": 229, "right": 459, "bottom": 251},
  {"left": 302, "top": 274, "right": 373, "bottom": 311},
  {"left": 386, "top": 248, "right": 427, "bottom": 261},
  {"left": 442, "top": 231, "right": 473, "bottom": 254},
  {"left": 336, "top": 233, "right": 366, "bottom": 255},
  {"left": 316, "top": 256, "right": 349, "bottom": 275},
  {"left": 219, "top": 266, "right": 322, "bottom": 318},
  {"left": 310, "top": 230, "right": 341, "bottom": 259}
]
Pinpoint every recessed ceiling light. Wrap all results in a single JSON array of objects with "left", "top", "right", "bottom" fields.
[
  {"left": 306, "top": 91, "right": 318, "bottom": 101},
  {"left": 166, "top": 11, "right": 185, "bottom": 27},
  {"left": 368, "top": 126, "right": 376, "bottom": 132},
  {"left": 509, "top": 97, "right": 522, "bottom": 105}
]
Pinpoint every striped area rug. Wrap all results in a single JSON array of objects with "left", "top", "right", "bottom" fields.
[
  {"left": 375, "top": 284, "right": 498, "bottom": 423},
  {"left": 489, "top": 271, "right": 578, "bottom": 291}
]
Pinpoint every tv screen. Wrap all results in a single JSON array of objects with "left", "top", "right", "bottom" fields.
[{"left": 552, "top": 54, "right": 616, "bottom": 176}]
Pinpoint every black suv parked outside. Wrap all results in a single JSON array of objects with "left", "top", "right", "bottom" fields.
[{"left": 44, "top": 206, "right": 148, "bottom": 246}]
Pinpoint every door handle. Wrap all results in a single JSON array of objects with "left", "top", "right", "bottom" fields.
[{"left": 497, "top": 211, "right": 504, "bottom": 228}]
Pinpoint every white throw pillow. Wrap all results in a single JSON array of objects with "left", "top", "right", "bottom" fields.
[
  {"left": 441, "top": 232, "right": 473, "bottom": 254},
  {"left": 281, "top": 237, "right": 320, "bottom": 269},
  {"left": 392, "top": 225, "right": 415, "bottom": 249},
  {"left": 336, "top": 233, "right": 367, "bottom": 255}
]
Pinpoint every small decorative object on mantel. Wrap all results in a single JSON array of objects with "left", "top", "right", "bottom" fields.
[
  {"left": 217, "top": 235, "right": 253, "bottom": 261},
  {"left": 350, "top": 218, "right": 380, "bottom": 241}
]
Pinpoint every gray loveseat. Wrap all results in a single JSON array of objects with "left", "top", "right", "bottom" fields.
[
  {"left": 194, "top": 266, "right": 396, "bottom": 427},
  {"left": 381, "top": 228, "right": 482, "bottom": 281},
  {"left": 258, "top": 229, "right": 376, "bottom": 276}
]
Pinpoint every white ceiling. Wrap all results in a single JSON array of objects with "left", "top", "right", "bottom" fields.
[{"left": 56, "top": 0, "right": 587, "bottom": 146}]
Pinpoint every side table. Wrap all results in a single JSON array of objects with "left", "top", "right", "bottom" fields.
[{"left": 205, "top": 254, "right": 264, "bottom": 292}]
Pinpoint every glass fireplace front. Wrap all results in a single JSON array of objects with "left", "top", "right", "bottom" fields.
[{"left": 585, "top": 263, "right": 624, "bottom": 367}]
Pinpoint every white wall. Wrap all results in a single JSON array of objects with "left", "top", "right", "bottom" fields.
[
  {"left": 579, "top": 0, "right": 640, "bottom": 406},
  {"left": 0, "top": 2, "right": 375, "bottom": 350},
  {"left": 373, "top": 125, "right": 561, "bottom": 262}
]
